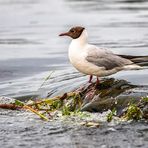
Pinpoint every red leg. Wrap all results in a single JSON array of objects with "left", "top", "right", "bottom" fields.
[
  {"left": 88, "top": 75, "right": 93, "bottom": 83},
  {"left": 96, "top": 77, "right": 100, "bottom": 85}
]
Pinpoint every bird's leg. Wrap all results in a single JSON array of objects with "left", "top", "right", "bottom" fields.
[
  {"left": 88, "top": 75, "right": 93, "bottom": 83},
  {"left": 96, "top": 77, "right": 100, "bottom": 85}
]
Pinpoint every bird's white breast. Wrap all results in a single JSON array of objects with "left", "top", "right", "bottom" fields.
[
  {"left": 68, "top": 40, "right": 87, "bottom": 72},
  {"left": 68, "top": 40, "right": 103, "bottom": 75}
]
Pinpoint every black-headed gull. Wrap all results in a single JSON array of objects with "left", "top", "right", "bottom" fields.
[{"left": 59, "top": 26, "right": 148, "bottom": 84}]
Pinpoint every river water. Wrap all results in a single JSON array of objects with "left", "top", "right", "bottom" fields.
[{"left": 0, "top": 0, "right": 148, "bottom": 147}]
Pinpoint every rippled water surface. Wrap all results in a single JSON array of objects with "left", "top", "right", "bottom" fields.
[
  {"left": 0, "top": 0, "right": 148, "bottom": 147},
  {"left": 0, "top": 0, "right": 148, "bottom": 97}
]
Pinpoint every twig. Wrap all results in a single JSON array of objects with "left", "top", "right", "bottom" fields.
[
  {"left": 39, "top": 71, "right": 54, "bottom": 89},
  {"left": 23, "top": 105, "right": 49, "bottom": 121},
  {"left": 0, "top": 104, "right": 22, "bottom": 110}
]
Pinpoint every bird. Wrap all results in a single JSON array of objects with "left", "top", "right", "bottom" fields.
[{"left": 59, "top": 26, "right": 148, "bottom": 84}]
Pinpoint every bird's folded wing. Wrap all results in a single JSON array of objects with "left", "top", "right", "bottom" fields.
[
  {"left": 85, "top": 47, "right": 133, "bottom": 70},
  {"left": 118, "top": 54, "right": 148, "bottom": 66}
]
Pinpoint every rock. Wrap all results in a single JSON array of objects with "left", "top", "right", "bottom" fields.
[{"left": 77, "top": 78, "right": 148, "bottom": 118}]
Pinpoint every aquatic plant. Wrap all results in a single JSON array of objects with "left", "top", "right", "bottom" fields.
[
  {"left": 123, "top": 103, "right": 142, "bottom": 120},
  {"left": 106, "top": 108, "right": 117, "bottom": 122},
  {"left": 0, "top": 83, "right": 147, "bottom": 125}
]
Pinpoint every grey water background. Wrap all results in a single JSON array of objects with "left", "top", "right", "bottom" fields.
[
  {"left": 0, "top": 0, "right": 148, "bottom": 148},
  {"left": 0, "top": 0, "right": 148, "bottom": 98}
]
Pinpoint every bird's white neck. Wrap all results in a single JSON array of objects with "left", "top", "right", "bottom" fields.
[{"left": 70, "top": 29, "right": 88, "bottom": 48}]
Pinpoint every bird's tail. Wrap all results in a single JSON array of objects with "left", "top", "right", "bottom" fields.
[{"left": 118, "top": 55, "right": 148, "bottom": 67}]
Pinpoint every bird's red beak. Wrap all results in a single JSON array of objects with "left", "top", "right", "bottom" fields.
[{"left": 59, "top": 32, "right": 69, "bottom": 36}]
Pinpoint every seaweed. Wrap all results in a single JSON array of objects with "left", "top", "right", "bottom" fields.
[
  {"left": 106, "top": 108, "right": 117, "bottom": 122},
  {"left": 0, "top": 82, "right": 147, "bottom": 124},
  {"left": 123, "top": 103, "right": 142, "bottom": 120}
]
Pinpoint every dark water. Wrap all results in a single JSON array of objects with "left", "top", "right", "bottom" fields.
[
  {"left": 0, "top": 109, "right": 148, "bottom": 148},
  {"left": 0, "top": 0, "right": 148, "bottom": 147}
]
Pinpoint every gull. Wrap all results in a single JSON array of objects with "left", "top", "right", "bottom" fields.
[{"left": 59, "top": 26, "right": 148, "bottom": 84}]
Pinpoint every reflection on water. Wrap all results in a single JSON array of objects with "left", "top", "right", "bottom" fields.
[
  {"left": 0, "top": 38, "right": 38, "bottom": 44},
  {"left": 66, "top": 0, "right": 148, "bottom": 12},
  {"left": 122, "top": 0, "right": 146, "bottom": 3}
]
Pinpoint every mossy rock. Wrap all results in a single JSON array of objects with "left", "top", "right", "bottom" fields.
[{"left": 76, "top": 78, "right": 148, "bottom": 119}]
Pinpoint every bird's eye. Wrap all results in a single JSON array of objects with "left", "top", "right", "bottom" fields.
[{"left": 70, "top": 29, "right": 75, "bottom": 33}]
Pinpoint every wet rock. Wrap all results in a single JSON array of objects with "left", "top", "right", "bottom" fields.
[{"left": 77, "top": 78, "right": 148, "bottom": 118}]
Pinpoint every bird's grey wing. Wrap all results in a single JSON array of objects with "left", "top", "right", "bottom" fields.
[
  {"left": 86, "top": 47, "right": 133, "bottom": 70},
  {"left": 117, "top": 54, "right": 148, "bottom": 64}
]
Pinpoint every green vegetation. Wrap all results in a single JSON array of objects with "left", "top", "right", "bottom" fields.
[
  {"left": 0, "top": 89, "right": 147, "bottom": 125},
  {"left": 106, "top": 108, "right": 117, "bottom": 122},
  {"left": 124, "top": 103, "right": 142, "bottom": 120}
]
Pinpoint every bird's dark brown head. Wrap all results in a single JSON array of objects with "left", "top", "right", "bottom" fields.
[{"left": 59, "top": 26, "right": 85, "bottom": 39}]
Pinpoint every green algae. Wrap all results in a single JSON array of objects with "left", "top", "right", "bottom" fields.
[
  {"left": 1, "top": 79, "right": 148, "bottom": 124},
  {"left": 124, "top": 103, "right": 142, "bottom": 120},
  {"left": 24, "top": 93, "right": 147, "bottom": 122},
  {"left": 107, "top": 108, "right": 117, "bottom": 122}
]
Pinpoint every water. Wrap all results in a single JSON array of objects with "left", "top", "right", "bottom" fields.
[
  {"left": 0, "top": 0, "right": 148, "bottom": 147},
  {"left": 0, "top": 109, "right": 148, "bottom": 148},
  {"left": 0, "top": 0, "right": 148, "bottom": 97}
]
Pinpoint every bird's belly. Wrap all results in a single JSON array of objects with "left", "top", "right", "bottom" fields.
[
  {"left": 68, "top": 46, "right": 120, "bottom": 77},
  {"left": 69, "top": 55, "right": 119, "bottom": 77},
  {"left": 69, "top": 54, "right": 103, "bottom": 76}
]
